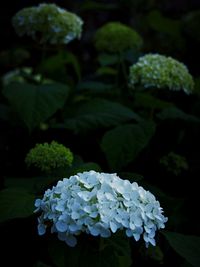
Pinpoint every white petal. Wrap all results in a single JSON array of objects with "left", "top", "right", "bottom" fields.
[
  {"left": 35, "top": 199, "right": 41, "bottom": 208},
  {"left": 65, "top": 235, "right": 77, "bottom": 247},
  {"left": 55, "top": 221, "right": 68, "bottom": 232},
  {"left": 110, "top": 221, "right": 118, "bottom": 233},
  {"left": 38, "top": 224, "right": 46, "bottom": 235},
  {"left": 88, "top": 226, "right": 100, "bottom": 236},
  {"left": 71, "top": 211, "right": 80, "bottom": 220}
]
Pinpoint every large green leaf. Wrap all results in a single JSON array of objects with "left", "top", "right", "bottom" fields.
[
  {"left": 2, "top": 82, "right": 70, "bottom": 131},
  {"left": 0, "top": 188, "right": 35, "bottom": 222},
  {"left": 55, "top": 98, "right": 140, "bottom": 133},
  {"left": 77, "top": 81, "right": 113, "bottom": 93},
  {"left": 98, "top": 53, "right": 119, "bottom": 66},
  {"left": 162, "top": 231, "right": 200, "bottom": 267},
  {"left": 146, "top": 10, "right": 185, "bottom": 51},
  {"left": 157, "top": 107, "right": 200, "bottom": 122},
  {"left": 147, "top": 10, "right": 181, "bottom": 37},
  {"left": 38, "top": 50, "right": 81, "bottom": 81},
  {"left": 5, "top": 176, "right": 59, "bottom": 194},
  {"left": 134, "top": 92, "right": 173, "bottom": 109},
  {"left": 101, "top": 120, "right": 156, "bottom": 170}
]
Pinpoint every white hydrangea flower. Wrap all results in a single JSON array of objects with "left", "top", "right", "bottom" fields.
[
  {"left": 12, "top": 3, "right": 83, "bottom": 45},
  {"left": 34, "top": 171, "right": 167, "bottom": 247},
  {"left": 129, "top": 53, "right": 194, "bottom": 94}
]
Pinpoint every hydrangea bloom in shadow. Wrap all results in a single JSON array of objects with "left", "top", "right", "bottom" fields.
[
  {"left": 129, "top": 53, "right": 194, "bottom": 94},
  {"left": 12, "top": 3, "right": 83, "bottom": 44},
  {"left": 2, "top": 67, "right": 42, "bottom": 86},
  {"left": 35, "top": 170, "right": 167, "bottom": 247}
]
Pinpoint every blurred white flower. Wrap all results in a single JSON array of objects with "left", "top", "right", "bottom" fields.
[{"left": 12, "top": 3, "right": 83, "bottom": 45}]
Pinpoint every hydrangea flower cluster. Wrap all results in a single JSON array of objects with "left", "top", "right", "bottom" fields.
[
  {"left": 2, "top": 67, "right": 42, "bottom": 86},
  {"left": 25, "top": 141, "right": 73, "bottom": 173},
  {"left": 12, "top": 3, "right": 83, "bottom": 44},
  {"left": 35, "top": 171, "right": 167, "bottom": 247},
  {"left": 94, "top": 22, "right": 143, "bottom": 53},
  {"left": 129, "top": 54, "right": 194, "bottom": 94}
]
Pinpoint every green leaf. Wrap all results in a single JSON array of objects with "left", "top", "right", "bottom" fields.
[
  {"left": 146, "top": 245, "right": 164, "bottom": 263},
  {"left": 38, "top": 51, "right": 81, "bottom": 81},
  {"left": 96, "top": 66, "right": 117, "bottom": 76},
  {"left": 64, "top": 51, "right": 81, "bottom": 81},
  {"left": 55, "top": 99, "right": 140, "bottom": 133},
  {"left": 105, "top": 232, "right": 132, "bottom": 267},
  {"left": 134, "top": 92, "right": 173, "bottom": 109},
  {"left": 2, "top": 82, "right": 70, "bottom": 131},
  {"left": 5, "top": 176, "right": 59, "bottom": 193},
  {"left": 147, "top": 10, "right": 181, "bottom": 37},
  {"left": 146, "top": 10, "right": 185, "bottom": 50},
  {"left": 162, "top": 231, "right": 200, "bottom": 267},
  {"left": 98, "top": 53, "right": 119, "bottom": 66},
  {"left": 157, "top": 107, "right": 200, "bottom": 122},
  {"left": 0, "top": 188, "right": 35, "bottom": 222},
  {"left": 77, "top": 81, "right": 113, "bottom": 93},
  {"left": 101, "top": 120, "right": 156, "bottom": 170}
]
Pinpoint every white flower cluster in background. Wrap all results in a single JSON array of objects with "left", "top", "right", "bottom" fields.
[
  {"left": 129, "top": 53, "right": 194, "bottom": 94},
  {"left": 35, "top": 171, "right": 167, "bottom": 247},
  {"left": 12, "top": 3, "right": 83, "bottom": 44},
  {"left": 2, "top": 67, "right": 42, "bottom": 86}
]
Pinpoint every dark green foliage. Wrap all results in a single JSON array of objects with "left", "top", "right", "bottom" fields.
[
  {"left": 0, "top": 188, "right": 35, "bottom": 222},
  {"left": 162, "top": 231, "right": 200, "bottom": 267},
  {"left": 0, "top": 1, "right": 200, "bottom": 266},
  {"left": 101, "top": 121, "right": 156, "bottom": 170},
  {"left": 157, "top": 107, "right": 200, "bottom": 122},
  {"left": 2, "top": 82, "right": 70, "bottom": 131},
  {"left": 54, "top": 98, "right": 140, "bottom": 133},
  {"left": 48, "top": 232, "right": 131, "bottom": 267}
]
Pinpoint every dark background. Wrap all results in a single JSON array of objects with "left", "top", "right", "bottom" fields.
[{"left": 0, "top": 1, "right": 200, "bottom": 267}]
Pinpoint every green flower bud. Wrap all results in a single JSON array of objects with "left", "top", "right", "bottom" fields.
[
  {"left": 25, "top": 141, "right": 73, "bottom": 173},
  {"left": 12, "top": 3, "right": 83, "bottom": 44},
  {"left": 160, "top": 152, "right": 188, "bottom": 176},
  {"left": 94, "top": 22, "right": 143, "bottom": 53},
  {"left": 129, "top": 53, "right": 194, "bottom": 94}
]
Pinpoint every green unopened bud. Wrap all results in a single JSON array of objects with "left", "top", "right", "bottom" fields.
[
  {"left": 25, "top": 141, "right": 73, "bottom": 173},
  {"left": 94, "top": 22, "right": 143, "bottom": 53}
]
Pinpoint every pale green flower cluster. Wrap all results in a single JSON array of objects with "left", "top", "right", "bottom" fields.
[
  {"left": 94, "top": 22, "right": 143, "bottom": 53},
  {"left": 129, "top": 54, "right": 194, "bottom": 94},
  {"left": 12, "top": 3, "right": 83, "bottom": 44},
  {"left": 35, "top": 171, "right": 167, "bottom": 247},
  {"left": 2, "top": 67, "right": 42, "bottom": 86},
  {"left": 25, "top": 141, "right": 73, "bottom": 173}
]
